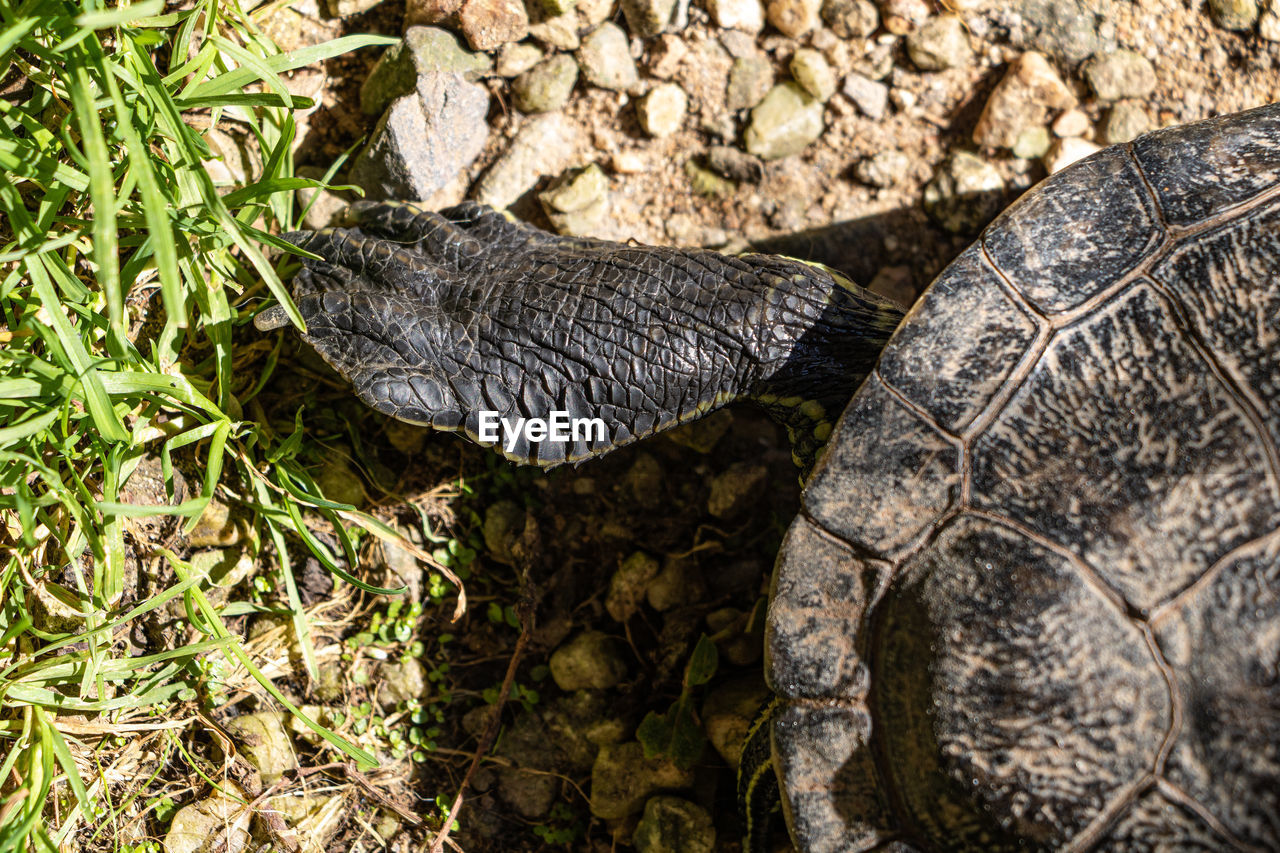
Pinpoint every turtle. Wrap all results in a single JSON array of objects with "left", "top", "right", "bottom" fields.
[{"left": 257, "top": 103, "right": 1280, "bottom": 851}]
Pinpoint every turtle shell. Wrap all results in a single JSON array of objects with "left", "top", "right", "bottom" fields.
[{"left": 766, "top": 103, "right": 1280, "bottom": 852}]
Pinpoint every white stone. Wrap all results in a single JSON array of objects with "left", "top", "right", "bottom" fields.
[
  {"left": 708, "top": 0, "right": 765, "bottom": 29},
  {"left": 637, "top": 83, "right": 688, "bottom": 137},
  {"left": 1044, "top": 136, "right": 1101, "bottom": 174}
]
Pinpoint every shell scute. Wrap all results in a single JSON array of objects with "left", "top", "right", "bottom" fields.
[
  {"left": 983, "top": 147, "right": 1161, "bottom": 314},
  {"left": 803, "top": 375, "right": 959, "bottom": 558},
  {"left": 1132, "top": 101, "right": 1280, "bottom": 227},
  {"left": 969, "top": 282, "right": 1280, "bottom": 613},
  {"left": 765, "top": 515, "right": 887, "bottom": 699},
  {"left": 1153, "top": 536, "right": 1280, "bottom": 850},
  {"left": 878, "top": 514, "right": 1169, "bottom": 848},
  {"left": 877, "top": 245, "right": 1040, "bottom": 435}
]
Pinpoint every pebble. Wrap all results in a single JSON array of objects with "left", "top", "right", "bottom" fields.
[
  {"left": 350, "top": 71, "right": 490, "bottom": 201},
  {"left": 820, "top": 0, "right": 877, "bottom": 38},
  {"left": 606, "top": 551, "right": 662, "bottom": 621},
  {"left": 539, "top": 163, "right": 610, "bottom": 235},
  {"left": 377, "top": 657, "right": 427, "bottom": 707},
  {"left": 707, "top": 0, "right": 765, "bottom": 31},
  {"left": 188, "top": 499, "right": 250, "bottom": 547},
  {"left": 1082, "top": 49, "right": 1157, "bottom": 101},
  {"left": 647, "top": 34, "right": 689, "bottom": 78},
  {"left": 685, "top": 160, "right": 737, "bottom": 197},
  {"left": 727, "top": 55, "right": 774, "bottom": 111},
  {"left": 535, "top": 0, "right": 577, "bottom": 14},
  {"left": 497, "top": 769, "right": 558, "bottom": 819},
  {"left": 880, "top": 0, "right": 929, "bottom": 34},
  {"left": 482, "top": 499, "right": 524, "bottom": 565},
  {"left": 906, "top": 14, "right": 972, "bottom": 71},
  {"left": 589, "top": 742, "right": 696, "bottom": 819},
  {"left": 496, "top": 41, "right": 544, "bottom": 76},
  {"left": 922, "top": 150, "right": 1005, "bottom": 234},
  {"left": 512, "top": 53, "right": 579, "bottom": 112},
  {"left": 1044, "top": 136, "right": 1101, "bottom": 174},
  {"left": 456, "top": 0, "right": 529, "bottom": 50},
  {"left": 621, "top": 0, "right": 678, "bottom": 37},
  {"left": 854, "top": 148, "right": 909, "bottom": 187},
  {"left": 550, "top": 630, "right": 628, "bottom": 690},
  {"left": 857, "top": 42, "right": 894, "bottom": 80},
  {"left": 1011, "top": 125, "right": 1051, "bottom": 159},
  {"left": 646, "top": 556, "right": 706, "bottom": 611},
  {"left": 223, "top": 713, "right": 297, "bottom": 783},
  {"left": 164, "top": 783, "right": 252, "bottom": 853},
  {"left": 841, "top": 72, "right": 888, "bottom": 119},
  {"left": 473, "top": 112, "right": 582, "bottom": 209},
  {"left": 1261, "top": 4, "right": 1280, "bottom": 40},
  {"left": 632, "top": 797, "right": 716, "bottom": 853},
  {"left": 529, "top": 10, "right": 581, "bottom": 49},
  {"left": 1208, "top": 0, "right": 1260, "bottom": 30},
  {"left": 1017, "top": 0, "right": 1101, "bottom": 63},
  {"left": 577, "top": 23, "right": 640, "bottom": 91},
  {"left": 765, "top": 0, "right": 820, "bottom": 38},
  {"left": 326, "top": 0, "right": 383, "bottom": 16},
  {"left": 790, "top": 48, "right": 837, "bottom": 101},
  {"left": 405, "top": 0, "right": 461, "bottom": 26},
  {"left": 971, "top": 51, "right": 1076, "bottom": 150},
  {"left": 1051, "top": 108, "right": 1090, "bottom": 138},
  {"left": 708, "top": 145, "right": 765, "bottom": 182},
  {"left": 707, "top": 461, "right": 770, "bottom": 517},
  {"left": 744, "top": 83, "right": 823, "bottom": 160},
  {"left": 359, "top": 26, "right": 491, "bottom": 117},
  {"left": 1101, "top": 100, "right": 1153, "bottom": 145},
  {"left": 701, "top": 675, "right": 770, "bottom": 768},
  {"left": 637, "top": 82, "right": 688, "bottom": 136}
]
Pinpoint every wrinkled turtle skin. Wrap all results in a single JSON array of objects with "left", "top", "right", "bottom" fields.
[{"left": 262, "top": 104, "right": 1280, "bottom": 851}]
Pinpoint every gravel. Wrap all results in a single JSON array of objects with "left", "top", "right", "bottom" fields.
[
  {"left": 349, "top": 72, "right": 490, "bottom": 202},
  {"left": 726, "top": 55, "right": 774, "bottom": 111},
  {"left": 1208, "top": 0, "right": 1260, "bottom": 30},
  {"left": 854, "top": 148, "right": 909, "bottom": 188},
  {"left": 539, "top": 162, "right": 610, "bottom": 234},
  {"left": 790, "top": 47, "right": 837, "bottom": 101},
  {"left": 922, "top": 150, "right": 1006, "bottom": 234},
  {"left": 764, "top": 0, "right": 820, "bottom": 38},
  {"left": 632, "top": 797, "right": 716, "bottom": 853},
  {"left": 841, "top": 71, "right": 888, "bottom": 119},
  {"left": 706, "top": 0, "right": 765, "bottom": 31},
  {"left": 1044, "top": 136, "right": 1102, "bottom": 174},
  {"left": 972, "top": 51, "right": 1076, "bottom": 150},
  {"left": 906, "top": 14, "right": 973, "bottom": 71},
  {"left": 455, "top": 0, "right": 529, "bottom": 50},
  {"left": 472, "top": 112, "right": 582, "bottom": 209},
  {"left": 1082, "top": 49, "right": 1158, "bottom": 101},
  {"left": 820, "top": 0, "right": 877, "bottom": 38},
  {"left": 577, "top": 22, "right": 640, "bottom": 90},
  {"left": 620, "top": 0, "right": 679, "bottom": 37},
  {"left": 512, "top": 52, "right": 578, "bottom": 112},
  {"left": 744, "top": 82, "right": 823, "bottom": 158},
  {"left": 637, "top": 82, "right": 689, "bottom": 136},
  {"left": 1101, "top": 100, "right": 1154, "bottom": 144}
]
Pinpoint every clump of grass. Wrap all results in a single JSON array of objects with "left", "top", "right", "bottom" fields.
[{"left": 0, "top": 1, "right": 426, "bottom": 847}]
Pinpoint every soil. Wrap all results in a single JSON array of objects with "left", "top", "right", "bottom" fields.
[{"left": 221, "top": 1, "right": 1280, "bottom": 851}]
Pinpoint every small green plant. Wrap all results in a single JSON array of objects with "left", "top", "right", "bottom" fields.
[
  {"left": 533, "top": 802, "right": 585, "bottom": 845},
  {"left": 636, "top": 634, "right": 719, "bottom": 769}
]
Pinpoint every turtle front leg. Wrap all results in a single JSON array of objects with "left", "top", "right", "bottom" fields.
[{"left": 259, "top": 201, "right": 902, "bottom": 469}]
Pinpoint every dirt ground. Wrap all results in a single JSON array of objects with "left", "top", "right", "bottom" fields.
[{"left": 227, "top": 1, "right": 1280, "bottom": 851}]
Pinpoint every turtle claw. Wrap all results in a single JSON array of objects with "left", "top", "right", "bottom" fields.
[{"left": 344, "top": 200, "right": 484, "bottom": 269}]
